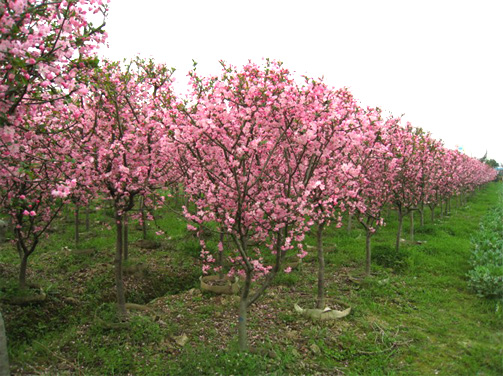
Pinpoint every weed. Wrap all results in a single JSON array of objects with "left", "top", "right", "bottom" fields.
[{"left": 372, "top": 244, "right": 409, "bottom": 272}]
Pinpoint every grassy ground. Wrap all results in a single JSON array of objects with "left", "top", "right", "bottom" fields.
[{"left": 0, "top": 183, "right": 502, "bottom": 375}]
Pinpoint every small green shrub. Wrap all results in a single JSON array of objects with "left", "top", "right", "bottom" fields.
[
  {"left": 129, "top": 315, "right": 163, "bottom": 344},
  {"left": 273, "top": 270, "right": 299, "bottom": 287},
  {"left": 415, "top": 224, "right": 437, "bottom": 235},
  {"left": 179, "top": 238, "right": 201, "bottom": 258},
  {"left": 372, "top": 245, "right": 409, "bottom": 272},
  {"left": 468, "top": 204, "right": 503, "bottom": 299},
  {"left": 166, "top": 346, "right": 268, "bottom": 375}
]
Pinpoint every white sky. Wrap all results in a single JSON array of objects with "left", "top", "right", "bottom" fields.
[{"left": 97, "top": 0, "right": 503, "bottom": 164}]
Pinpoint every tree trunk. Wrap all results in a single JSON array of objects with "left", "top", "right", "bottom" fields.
[
  {"left": 365, "top": 229, "right": 372, "bottom": 276},
  {"left": 439, "top": 201, "right": 443, "bottom": 218},
  {"left": 174, "top": 185, "right": 179, "bottom": 207},
  {"left": 316, "top": 222, "right": 325, "bottom": 309},
  {"left": 140, "top": 196, "right": 147, "bottom": 240},
  {"left": 19, "top": 254, "right": 28, "bottom": 291},
  {"left": 85, "top": 204, "right": 90, "bottom": 231},
  {"left": 74, "top": 206, "right": 80, "bottom": 246},
  {"left": 123, "top": 212, "right": 129, "bottom": 261},
  {"left": 114, "top": 210, "right": 127, "bottom": 319},
  {"left": 347, "top": 213, "right": 352, "bottom": 233},
  {"left": 409, "top": 211, "right": 414, "bottom": 242},
  {"left": 238, "top": 272, "right": 252, "bottom": 352},
  {"left": 396, "top": 206, "right": 403, "bottom": 252},
  {"left": 218, "top": 231, "right": 224, "bottom": 279},
  {"left": 419, "top": 203, "right": 424, "bottom": 226},
  {"left": 430, "top": 204, "right": 435, "bottom": 223},
  {"left": 0, "top": 312, "right": 9, "bottom": 376}
]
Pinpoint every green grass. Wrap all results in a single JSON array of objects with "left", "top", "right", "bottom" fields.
[{"left": 1, "top": 184, "right": 502, "bottom": 375}]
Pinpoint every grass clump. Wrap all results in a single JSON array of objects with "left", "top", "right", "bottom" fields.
[{"left": 372, "top": 244, "right": 409, "bottom": 272}]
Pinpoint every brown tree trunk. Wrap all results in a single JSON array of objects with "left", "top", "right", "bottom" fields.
[
  {"left": 316, "top": 222, "right": 325, "bottom": 309},
  {"left": 114, "top": 210, "right": 127, "bottom": 319},
  {"left": 430, "top": 204, "right": 435, "bottom": 222},
  {"left": 0, "top": 311, "right": 9, "bottom": 376},
  {"left": 409, "top": 211, "right": 414, "bottom": 242},
  {"left": 85, "top": 204, "right": 90, "bottom": 231},
  {"left": 74, "top": 206, "right": 80, "bottom": 246},
  {"left": 123, "top": 212, "right": 129, "bottom": 261},
  {"left": 174, "top": 185, "right": 179, "bottom": 207},
  {"left": 19, "top": 254, "right": 28, "bottom": 291},
  {"left": 419, "top": 203, "right": 424, "bottom": 227},
  {"left": 365, "top": 229, "right": 372, "bottom": 276},
  {"left": 218, "top": 231, "right": 224, "bottom": 279},
  {"left": 140, "top": 196, "right": 147, "bottom": 240},
  {"left": 238, "top": 271, "right": 252, "bottom": 352},
  {"left": 396, "top": 206, "right": 403, "bottom": 252},
  {"left": 347, "top": 213, "right": 352, "bottom": 232}
]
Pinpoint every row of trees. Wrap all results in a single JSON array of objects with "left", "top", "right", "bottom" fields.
[{"left": 0, "top": 0, "right": 497, "bottom": 354}]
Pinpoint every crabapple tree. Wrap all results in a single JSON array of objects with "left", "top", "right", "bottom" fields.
[{"left": 174, "top": 60, "right": 344, "bottom": 351}]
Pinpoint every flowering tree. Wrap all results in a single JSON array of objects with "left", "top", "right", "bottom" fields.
[
  {"left": 348, "top": 111, "right": 399, "bottom": 275},
  {"left": 63, "top": 58, "right": 178, "bottom": 318},
  {"left": 0, "top": 103, "right": 78, "bottom": 288},
  {"left": 0, "top": 0, "right": 108, "bottom": 289},
  {"left": 175, "top": 60, "right": 342, "bottom": 351},
  {"left": 0, "top": 0, "right": 108, "bottom": 127},
  {"left": 303, "top": 88, "right": 361, "bottom": 308},
  {"left": 387, "top": 123, "right": 427, "bottom": 251},
  {"left": 403, "top": 129, "right": 443, "bottom": 239}
]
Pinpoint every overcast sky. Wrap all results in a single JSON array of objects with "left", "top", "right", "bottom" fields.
[{"left": 97, "top": 0, "right": 503, "bottom": 163}]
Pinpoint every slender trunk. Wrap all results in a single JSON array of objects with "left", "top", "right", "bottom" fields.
[
  {"left": 365, "top": 229, "right": 372, "bottom": 276},
  {"left": 19, "top": 254, "right": 28, "bottom": 290},
  {"left": 140, "top": 196, "right": 147, "bottom": 240},
  {"left": 347, "top": 213, "right": 352, "bottom": 233},
  {"left": 316, "top": 222, "right": 325, "bottom": 309},
  {"left": 218, "top": 231, "right": 224, "bottom": 279},
  {"left": 396, "top": 206, "right": 403, "bottom": 252},
  {"left": 444, "top": 200, "right": 448, "bottom": 216},
  {"left": 238, "top": 272, "right": 252, "bottom": 352},
  {"left": 430, "top": 204, "right": 435, "bottom": 223},
  {"left": 74, "top": 206, "right": 79, "bottom": 246},
  {"left": 114, "top": 210, "right": 127, "bottom": 319},
  {"left": 85, "top": 204, "right": 90, "bottom": 231},
  {"left": 65, "top": 205, "right": 71, "bottom": 223},
  {"left": 123, "top": 212, "right": 129, "bottom": 261},
  {"left": 439, "top": 201, "right": 443, "bottom": 218},
  {"left": 409, "top": 211, "right": 414, "bottom": 242},
  {"left": 0, "top": 312, "right": 9, "bottom": 376},
  {"left": 419, "top": 203, "right": 424, "bottom": 226},
  {"left": 447, "top": 198, "right": 451, "bottom": 214}
]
